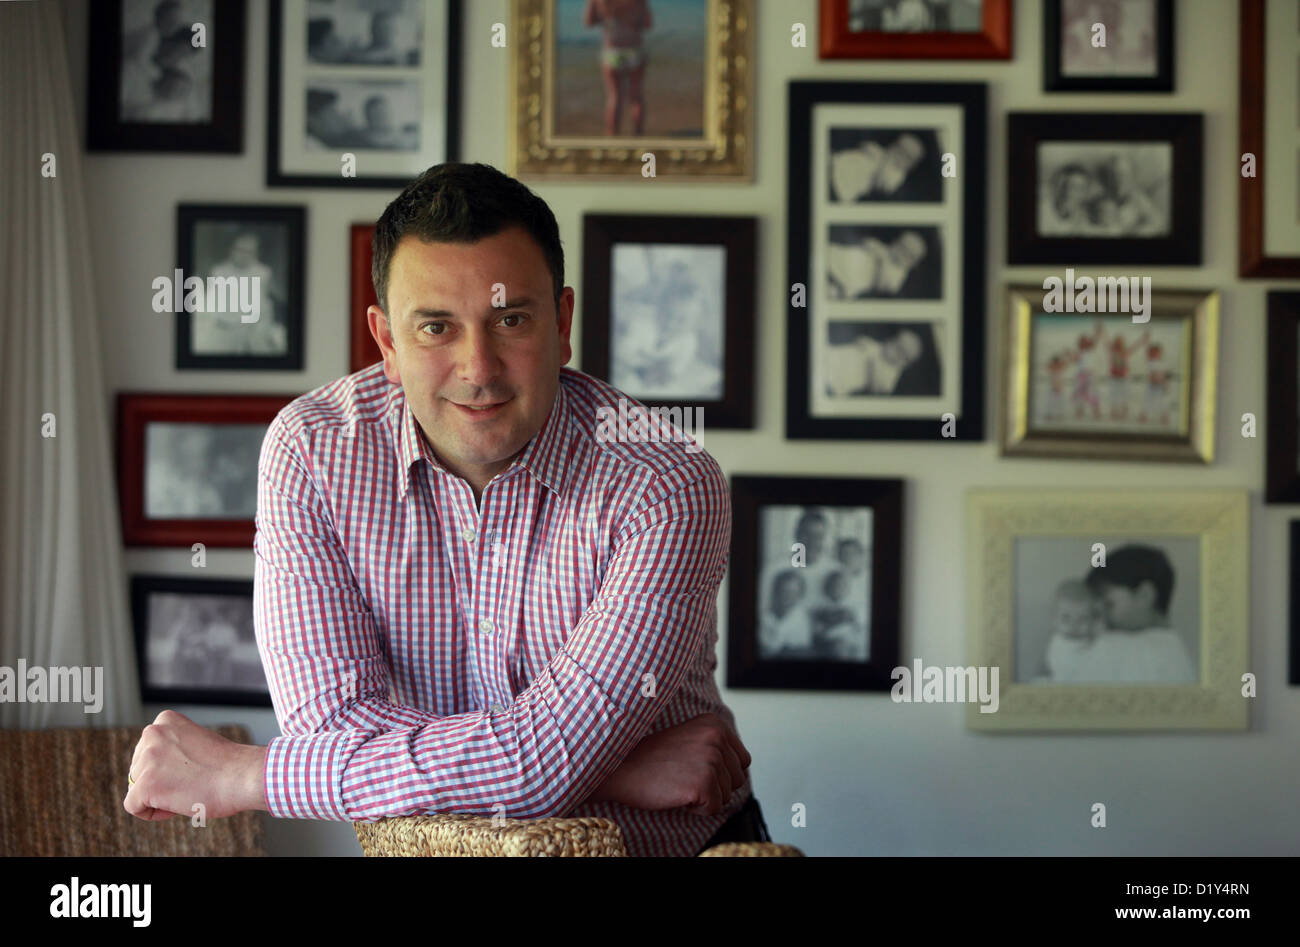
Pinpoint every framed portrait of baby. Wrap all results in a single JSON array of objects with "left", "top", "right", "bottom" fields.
[
  {"left": 999, "top": 285, "right": 1219, "bottom": 463},
  {"left": 965, "top": 488, "right": 1249, "bottom": 731},
  {"left": 818, "top": 0, "right": 1012, "bottom": 59},
  {"left": 1007, "top": 112, "right": 1203, "bottom": 265},
  {"left": 787, "top": 81, "right": 987, "bottom": 440},
  {"left": 726, "top": 475, "right": 903, "bottom": 692}
]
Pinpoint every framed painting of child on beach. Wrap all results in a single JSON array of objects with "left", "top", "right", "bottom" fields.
[
  {"left": 966, "top": 489, "right": 1249, "bottom": 731},
  {"left": 509, "top": 0, "right": 754, "bottom": 181}
]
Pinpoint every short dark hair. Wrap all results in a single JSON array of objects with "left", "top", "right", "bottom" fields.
[
  {"left": 1085, "top": 544, "right": 1175, "bottom": 614},
  {"left": 371, "top": 162, "right": 565, "bottom": 320}
]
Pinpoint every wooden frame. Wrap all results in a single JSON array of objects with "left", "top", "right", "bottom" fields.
[
  {"left": 86, "top": 0, "right": 246, "bottom": 152},
  {"left": 1043, "top": 0, "right": 1174, "bottom": 93},
  {"left": 580, "top": 214, "right": 756, "bottom": 429},
  {"left": 350, "top": 223, "right": 383, "bottom": 373},
  {"left": 818, "top": 0, "right": 1012, "bottom": 59},
  {"left": 1266, "top": 292, "right": 1300, "bottom": 501},
  {"left": 117, "top": 392, "right": 293, "bottom": 547},
  {"left": 727, "top": 475, "right": 903, "bottom": 692},
  {"left": 1007, "top": 111, "right": 1203, "bottom": 265},
  {"left": 1000, "top": 284, "right": 1218, "bottom": 463}
]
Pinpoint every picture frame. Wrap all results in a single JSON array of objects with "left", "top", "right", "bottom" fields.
[
  {"left": 1266, "top": 291, "right": 1300, "bottom": 502},
  {"left": 175, "top": 204, "right": 306, "bottom": 371},
  {"left": 1007, "top": 112, "right": 1203, "bottom": 265},
  {"left": 266, "top": 0, "right": 462, "bottom": 188},
  {"left": 1000, "top": 284, "right": 1219, "bottom": 463},
  {"left": 1239, "top": 0, "right": 1300, "bottom": 277},
  {"left": 1043, "top": 0, "right": 1173, "bottom": 93},
  {"left": 580, "top": 214, "right": 757, "bottom": 428},
  {"left": 86, "top": 0, "right": 246, "bottom": 153},
  {"left": 130, "top": 574, "right": 272, "bottom": 707},
  {"left": 117, "top": 392, "right": 294, "bottom": 547},
  {"left": 726, "top": 475, "right": 903, "bottom": 692},
  {"left": 966, "top": 488, "right": 1249, "bottom": 731},
  {"left": 508, "top": 0, "right": 754, "bottom": 182},
  {"left": 787, "top": 80, "right": 987, "bottom": 440},
  {"left": 818, "top": 0, "right": 1012, "bottom": 59},
  {"left": 350, "top": 223, "right": 383, "bottom": 373}
]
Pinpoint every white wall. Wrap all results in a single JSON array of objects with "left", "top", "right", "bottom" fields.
[{"left": 64, "top": 0, "right": 1300, "bottom": 856}]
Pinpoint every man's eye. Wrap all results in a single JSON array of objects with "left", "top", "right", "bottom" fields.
[
  {"left": 420, "top": 323, "right": 446, "bottom": 336},
  {"left": 502, "top": 312, "right": 527, "bottom": 327}
]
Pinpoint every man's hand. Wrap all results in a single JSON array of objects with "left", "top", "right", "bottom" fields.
[
  {"left": 587, "top": 713, "right": 751, "bottom": 816},
  {"left": 123, "top": 710, "right": 268, "bottom": 821}
]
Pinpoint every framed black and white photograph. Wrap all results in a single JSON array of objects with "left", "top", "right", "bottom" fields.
[
  {"left": 1044, "top": 0, "right": 1174, "bottom": 92},
  {"left": 1289, "top": 520, "right": 1300, "bottom": 685},
  {"left": 176, "top": 204, "right": 305, "bottom": 370},
  {"left": 130, "top": 575, "right": 272, "bottom": 707},
  {"left": 727, "top": 476, "right": 902, "bottom": 692},
  {"left": 581, "top": 214, "right": 756, "bottom": 428},
  {"left": 86, "top": 0, "right": 245, "bottom": 152},
  {"left": 1007, "top": 112, "right": 1203, "bottom": 265},
  {"left": 1266, "top": 292, "right": 1300, "bottom": 502},
  {"left": 267, "top": 0, "right": 461, "bottom": 187},
  {"left": 819, "top": 0, "right": 1012, "bottom": 59},
  {"left": 788, "top": 81, "right": 986, "bottom": 440}
]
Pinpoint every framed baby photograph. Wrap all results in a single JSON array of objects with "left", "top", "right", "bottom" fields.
[
  {"left": 726, "top": 475, "right": 903, "bottom": 692},
  {"left": 1000, "top": 284, "right": 1219, "bottom": 463},
  {"left": 508, "top": 0, "right": 754, "bottom": 181},
  {"left": 1007, "top": 112, "right": 1203, "bottom": 265},
  {"left": 966, "top": 488, "right": 1249, "bottom": 731},
  {"left": 818, "top": 0, "right": 1012, "bottom": 59},
  {"left": 580, "top": 214, "right": 756, "bottom": 428},
  {"left": 267, "top": 0, "right": 462, "bottom": 187},
  {"left": 787, "top": 81, "right": 987, "bottom": 440},
  {"left": 1266, "top": 291, "right": 1300, "bottom": 502},
  {"left": 1043, "top": 0, "right": 1174, "bottom": 93}
]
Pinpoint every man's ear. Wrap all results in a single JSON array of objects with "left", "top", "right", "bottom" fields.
[
  {"left": 556, "top": 287, "right": 575, "bottom": 366},
  {"left": 368, "top": 305, "right": 401, "bottom": 384}
]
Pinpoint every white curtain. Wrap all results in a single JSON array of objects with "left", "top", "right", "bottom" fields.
[{"left": 0, "top": 0, "right": 143, "bottom": 727}]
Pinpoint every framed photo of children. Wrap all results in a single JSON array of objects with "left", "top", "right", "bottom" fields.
[
  {"left": 1042, "top": 0, "right": 1173, "bottom": 93},
  {"left": 787, "top": 81, "right": 987, "bottom": 440},
  {"left": 999, "top": 285, "right": 1219, "bottom": 463},
  {"left": 1265, "top": 292, "right": 1300, "bottom": 501},
  {"left": 580, "top": 214, "right": 756, "bottom": 428},
  {"left": 1006, "top": 112, "right": 1203, "bottom": 265},
  {"left": 966, "top": 489, "right": 1249, "bottom": 731},
  {"left": 508, "top": 0, "right": 754, "bottom": 181},
  {"left": 726, "top": 475, "right": 903, "bottom": 692},
  {"left": 267, "top": 0, "right": 462, "bottom": 188},
  {"left": 818, "top": 0, "right": 1012, "bottom": 59},
  {"left": 175, "top": 204, "right": 306, "bottom": 371}
]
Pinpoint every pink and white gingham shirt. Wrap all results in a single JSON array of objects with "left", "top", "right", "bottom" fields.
[{"left": 253, "top": 363, "right": 749, "bottom": 856}]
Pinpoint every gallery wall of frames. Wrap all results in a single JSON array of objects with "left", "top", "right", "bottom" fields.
[{"left": 73, "top": 0, "right": 1300, "bottom": 853}]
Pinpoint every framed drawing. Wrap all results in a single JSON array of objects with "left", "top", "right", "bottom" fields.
[
  {"left": 350, "top": 223, "right": 383, "bottom": 373},
  {"left": 1043, "top": 0, "right": 1173, "bottom": 92},
  {"left": 966, "top": 488, "right": 1249, "bottom": 731},
  {"left": 508, "top": 0, "right": 754, "bottom": 181},
  {"left": 1000, "top": 284, "right": 1218, "bottom": 463},
  {"left": 130, "top": 575, "right": 272, "bottom": 708},
  {"left": 727, "top": 476, "right": 903, "bottom": 692},
  {"left": 1240, "top": 0, "right": 1300, "bottom": 277},
  {"left": 1266, "top": 292, "right": 1300, "bottom": 501},
  {"left": 787, "top": 80, "right": 987, "bottom": 440},
  {"left": 175, "top": 204, "right": 306, "bottom": 371},
  {"left": 580, "top": 214, "right": 756, "bottom": 428},
  {"left": 818, "top": 0, "right": 1011, "bottom": 59},
  {"left": 267, "top": 0, "right": 462, "bottom": 187},
  {"left": 117, "top": 393, "right": 293, "bottom": 547},
  {"left": 1007, "top": 112, "right": 1203, "bottom": 265},
  {"left": 86, "top": 0, "right": 246, "bottom": 152}
]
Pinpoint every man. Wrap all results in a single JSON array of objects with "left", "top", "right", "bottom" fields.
[{"left": 124, "top": 162, "right": 767, "bottom": 857}]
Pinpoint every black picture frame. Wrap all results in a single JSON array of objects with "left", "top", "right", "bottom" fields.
[
  {"left": 787, "top": 81, "right": 987, "bottom": 441},
  {"left": 130, "top": 574, "right": 272, "bottom": 708},
  {"left": 1007, "top": 111, "right": 1203, "bottom": 265},
  {"left": 726, "top": 475, "right": 903, "bottom": 692},
  {"left": 1043, "top": 0, "right": 1174, "bottom": 93},
  {"left": 580, "top": 214, "right": 757, "bottom": 429},
  {"left": 87, "top": 0, "right": 246, "bottom": 153},
  {"left": 175, "top": 204, "right": 306, "bottom": 370},
  {"left": 1267, "top": 292, "right": 1300, "bottom": 503},
  {"left": 266, "top": 0, "right": 462, "bottom": 188},
  {"left": 1291, "top": 521, "right": 1300, "bottom": 685}
]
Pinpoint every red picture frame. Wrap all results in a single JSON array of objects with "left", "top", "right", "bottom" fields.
[
  {"left": 117, "top": 393, "right": 295, "bottom": 548},
  {"left": 819, "top": 0, "right": 1012, "bottom": 59},
  {"left": 350, "top": 223, "right": 383, "bottom": 373}
]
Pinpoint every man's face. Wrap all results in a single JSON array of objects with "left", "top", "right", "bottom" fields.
[{"left": 371, "top": 226, "right": 574, "bottom": 487}]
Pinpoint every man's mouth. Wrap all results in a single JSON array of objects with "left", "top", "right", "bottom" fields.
[{"left": 449, "top": 397, "right": 511, "bottom": 419}]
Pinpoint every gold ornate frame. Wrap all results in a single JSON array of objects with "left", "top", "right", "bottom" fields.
[
  {"left": 509, "top": 0, "right": 754, "bottom": 181},
  {"left": 966, "top": 489, "right": 1250, "bottom": 731}
]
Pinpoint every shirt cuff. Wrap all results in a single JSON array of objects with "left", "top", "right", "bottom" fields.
[{"left": 264, "top": 730, "right": 368, "bottom": 821}]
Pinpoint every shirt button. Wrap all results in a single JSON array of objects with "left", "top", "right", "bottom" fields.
[
  {"left": 490, "top": 703, "right": 505, "bottom": 714},
  {"left": 461, "top": 527, "right": 476, "bottom": 542},
  {"left": 478, "top": 618, "right": 494, "bottom": 634}
]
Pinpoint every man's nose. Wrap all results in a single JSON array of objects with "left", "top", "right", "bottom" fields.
[{"left": 457, "top": 326, "right": 504, "bottom": 387}]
